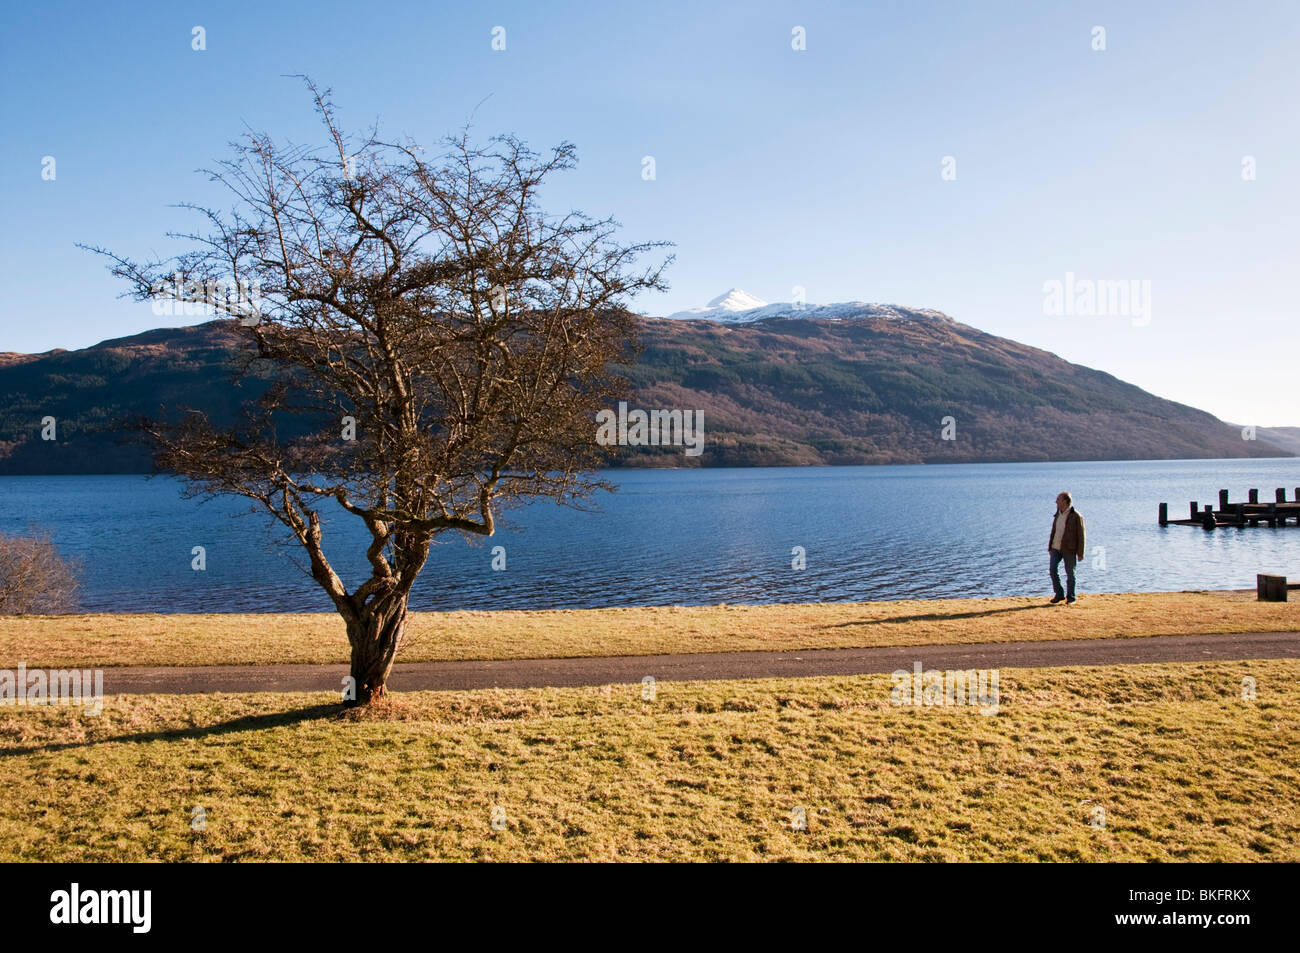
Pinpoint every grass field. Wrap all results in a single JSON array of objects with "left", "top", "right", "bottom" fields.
[
  {"left": 2, "top": 590, "right": 1297, "bottom": 669},
  {"left": 1, "top": 658, "right": 1295, "bottom": 861}
]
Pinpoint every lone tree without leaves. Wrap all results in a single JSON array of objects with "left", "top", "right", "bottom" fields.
[{"left": 89, "top": 83, "right": 670, "bottom": 705}]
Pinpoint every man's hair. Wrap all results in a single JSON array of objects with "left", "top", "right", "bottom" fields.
[{"left": 1059, "top": 491, "right": 1073, "bottom": 506}]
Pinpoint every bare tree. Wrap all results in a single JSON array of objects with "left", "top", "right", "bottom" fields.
[
  {"left": 86, "top": 81, "right": 670, "bottom": 704},
  {"left": 0, "top": 528, "right": 80, "bottom": 615}
]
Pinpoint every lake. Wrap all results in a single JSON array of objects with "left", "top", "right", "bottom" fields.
[{"left": 2, "top": 458, "right": 1298, "bottom": 612}]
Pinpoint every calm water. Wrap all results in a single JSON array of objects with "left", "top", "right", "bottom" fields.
[{"left": 2, "top": 459, "right": 1298, "bottom": 612}]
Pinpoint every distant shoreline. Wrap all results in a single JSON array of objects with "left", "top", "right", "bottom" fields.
[{"left": 1, "top": 453, "right": 1296, "bottom": 479}]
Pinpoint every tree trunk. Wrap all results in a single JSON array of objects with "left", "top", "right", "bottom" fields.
[{"left": 344, "top": 596, "right": 409, "bottom": 706}]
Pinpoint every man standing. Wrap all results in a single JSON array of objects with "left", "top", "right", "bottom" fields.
[{"left": 1049, "top": 491, "right": 1086, "bottom": 604}]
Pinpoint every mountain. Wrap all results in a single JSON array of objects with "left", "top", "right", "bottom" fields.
[
  {"left": 0, "top": 323, "right": 261, "bottom": 473},
  {"left": 665, "top": 287, "right": 951, "bottom": 325},
  {"left": 666, "top": 288, "right": 769, "bottom": 320},
  {"left": 0, "top": 302, "right": 1290, "bottom": 472},
  {"left": 622, "top": 307, "right": 1289, "bottom": 466},
  {"left": 1243, "top": 426, "right": 1300, "bottom": 457}
]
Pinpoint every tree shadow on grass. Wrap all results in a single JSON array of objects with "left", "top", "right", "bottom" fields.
[
  {"left": 2, "top": 702, "right": 341, "bottom": 757},
  {"left": 822, "top": 604, "right": 1052, "bottom": 629}
]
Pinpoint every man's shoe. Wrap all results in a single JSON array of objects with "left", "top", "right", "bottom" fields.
[
  {"left": 1066, "top": 597, "right": 1077, "bottom": 604},
  {"left": 1050, "top": 595, "right": 1064, "bottom": 604}
]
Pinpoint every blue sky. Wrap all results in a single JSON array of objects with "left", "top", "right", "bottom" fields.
[{"left": 2, "top": 0, "right": 1298, "bottom": 425}]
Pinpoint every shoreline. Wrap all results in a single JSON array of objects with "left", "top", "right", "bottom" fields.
[
  {"left": 3, "top": 589, "right": 1296, "bottom": 670},
  {"left": 1, "top": 453, "right": 1297, "bottom": 478}
]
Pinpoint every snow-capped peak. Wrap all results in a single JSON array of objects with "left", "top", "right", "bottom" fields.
[
  {"left": 705, "top": 288, "right": 768, "bottom": 312},
  {"left": 663, "top": 289, "right": 952, "bottom": 325},
  {"left": 666, "top": 288, "right": 767, "bottom": 320}
]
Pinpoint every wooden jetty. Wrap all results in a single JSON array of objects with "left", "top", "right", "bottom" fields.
[{"left": 1159, "top": 487, "right": 1300, "bottom": 529}]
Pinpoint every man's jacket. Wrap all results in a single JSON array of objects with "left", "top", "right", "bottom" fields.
[{"left": 1049, "top": 508, "right": 1086, "bottom": 560}]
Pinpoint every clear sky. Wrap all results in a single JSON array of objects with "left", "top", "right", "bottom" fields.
[{"left": 3, "top": 0, "right": 1298, "bottom": 425}]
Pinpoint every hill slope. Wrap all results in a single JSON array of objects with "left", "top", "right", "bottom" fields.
[
  {"left": 623, "top": 313, "right": 1285, "bottom": 465},
  {"left": 0, "top": 314, "right": 1287, "bottom": 473}
]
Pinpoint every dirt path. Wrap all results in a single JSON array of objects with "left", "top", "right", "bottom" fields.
[{"left": 86, "top": 630, "right": 1300, "bottom": 695}]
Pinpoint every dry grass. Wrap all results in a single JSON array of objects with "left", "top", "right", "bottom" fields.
[
  {"left": 0, "top": 658, "right": 1295, "bottom": 861},
  {"left": 1, "top": 590, "right": 1296, "bottom": 669}
]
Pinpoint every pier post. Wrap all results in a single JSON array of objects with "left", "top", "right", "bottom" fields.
[
  {"left": 1159, "top": 502, "right": 1168, "bottom": 525},
  {"left": 1190, "top": 501, "right": 1199, "bottom": 520},
  {"left": 1268, "top": 502, "right": 1278, "bottom": 527},
  {"left": 1277, "top": 488, "right": 1287, "bottom": 503},
  {"left": 1257, "top": 574, "right": 1288, "bottom": 602},
  {"left": 1219, "top": 489, "right": 1230, "bottom": 510},
  {"left": 1249, "top": 488, "right": 1259, "bottom": 504}
]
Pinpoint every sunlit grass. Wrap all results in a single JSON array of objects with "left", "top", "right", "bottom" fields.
[
  {"left": 1, "top": 589, "right": 1295, "bottom": 669},
  {"left": 1, "top": 658, "right": 1295, "bottom": 861}
]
